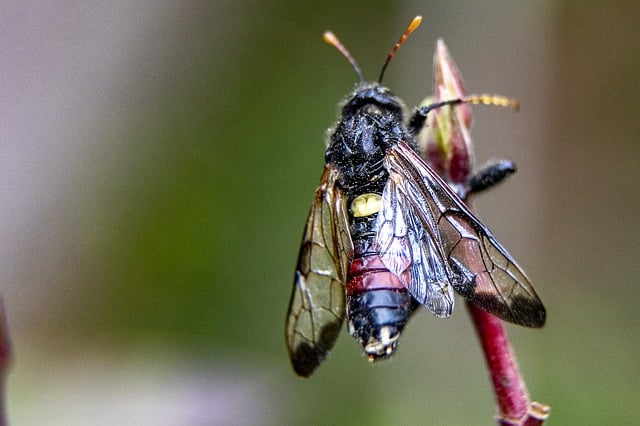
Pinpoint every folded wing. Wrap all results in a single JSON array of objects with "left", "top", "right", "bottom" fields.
[
  {"left": 286, "top": 166, "right": 353, "bottom": 377},
  {"left": 383, "top": 141, "right": 545, "bottom": 327}
]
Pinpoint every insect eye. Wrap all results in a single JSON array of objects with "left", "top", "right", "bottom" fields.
[{"left": 364, "top": 105, "right": 383, "bottom": 116}]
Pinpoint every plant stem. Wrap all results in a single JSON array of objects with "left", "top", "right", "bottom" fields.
[{"left": 468, "top": 297, "right": 549, "bottom": 425}]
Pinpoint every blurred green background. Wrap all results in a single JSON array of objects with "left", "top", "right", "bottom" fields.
[{"left": 2, "top": 1, "right": 639, "bottom": 425}]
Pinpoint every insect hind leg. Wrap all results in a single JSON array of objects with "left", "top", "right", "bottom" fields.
[{"left": 455, "top": 159, "right": 517, "bottom": 201}]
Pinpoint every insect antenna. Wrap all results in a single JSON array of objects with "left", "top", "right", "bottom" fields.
[
  {"left": 423, "top": 94, "right": 520, "bottom": 115},
  {"left": 378, "top": 15, "right": 423, "bottom": 84},
  {"left": 323, "top": 31, "right": 365, "bottom": 83},
  {"left": 409, "top": 94, "right": 519, "bottom": 134}
]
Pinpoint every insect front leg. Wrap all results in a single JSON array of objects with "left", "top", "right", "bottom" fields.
[
  {"left": 407, "top": 98, "right": 473, "bottom": 136},
  {"left": 407, "top": 104, "right": 435, "bottom": 136},
  {"left": 407, "top": 108, "right": 427, "bottom": 136}
]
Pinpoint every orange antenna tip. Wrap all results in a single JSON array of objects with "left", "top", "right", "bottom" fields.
[
  {"left": 323, "top": 30, "right": 364, "bottom": 82},
  {"left": 378, "top": 16, "right": 424, "bottom": 84},
  {"left": 323, "top": 31, "right": 338, "bottom": 45},
  {"left": 407, "top": 16, "right": 423, "bottom": 33}
]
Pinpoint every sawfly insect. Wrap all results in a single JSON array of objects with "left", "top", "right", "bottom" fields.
[{"left": 285, "top": 16, "right": 545, "bottom": 377}]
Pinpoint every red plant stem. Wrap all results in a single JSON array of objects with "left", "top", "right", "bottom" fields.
[
  {"left": 468, "top": 304, "right": 527, "bottom": 419},
  {"left": 468, "top": 302, "right": 548, "bottom": 425},
  {"left": 461, "top": 198, "right": 548, "bottom": 425}
]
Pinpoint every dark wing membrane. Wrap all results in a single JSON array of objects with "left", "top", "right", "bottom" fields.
[
  {"left": 285, "top": 166, "right": 352, "bottom": 377},
  {"left": 376, "top": 173, "right": 454, "bottom": 317},
  {"left": 384, "top": 142, "right": 545, "bottom": 327}
]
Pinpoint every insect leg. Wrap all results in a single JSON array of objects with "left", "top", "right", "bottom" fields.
[
  {"left": 408, "top": 98, "right": 471, "bottom": 135},
  {"left": 457, "top": 159, "right": 516, "bottom": 201},
  {"left": 469, "top": 159, "right": 516, "bottom": 193},
  {"left": 407, "top": 104, "right": 440, "bottom": 135},
  {"left": 407, "top": 96, "right": 490, "bottom": 136}
]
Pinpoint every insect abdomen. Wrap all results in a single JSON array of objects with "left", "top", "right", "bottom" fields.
[{"left": 346, "top": 241, "right": 412, "bottom": 361}]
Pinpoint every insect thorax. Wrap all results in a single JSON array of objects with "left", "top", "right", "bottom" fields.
[{"left": 325, "top": 84, "right": 411, "bottom": 197}]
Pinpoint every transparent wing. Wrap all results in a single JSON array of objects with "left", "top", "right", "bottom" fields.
[
  {"left": 285, "top": 166, "right": 352, "bottom": 377},
  {"left": 384, "top": 141, "right": 545, "bottom": 327},
  {"left": 376, "top": 174, "right": 454, "bottom": 317}
]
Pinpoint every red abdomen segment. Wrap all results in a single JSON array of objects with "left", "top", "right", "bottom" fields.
[
  {"left": 347, "top": 252, "right": 408, "bottom": 295},
  {"left": 346, "top": 250, "right": 412, "bottom": 361}
]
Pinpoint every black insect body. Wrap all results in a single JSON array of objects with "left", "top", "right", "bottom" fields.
[
  {"left": 285, "top": 18, "right": 545, "bottom": 378},
  {"left": 326, "top": 85, "right": 414, "bottom": 361}
]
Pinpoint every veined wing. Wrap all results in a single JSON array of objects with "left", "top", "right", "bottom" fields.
[
  {"left": 375, "top": 171, "right": 454, "bottom": 317},
  {"left": 286, "top": 166, "right": 352, "bottom": 377},
  {"left": 384, "top": 141, "right": 545, "bottom": 327}
]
